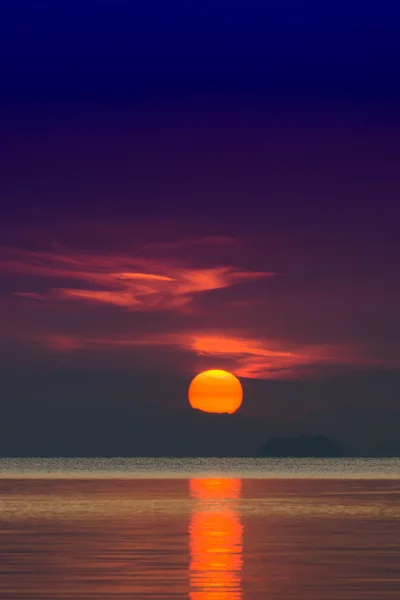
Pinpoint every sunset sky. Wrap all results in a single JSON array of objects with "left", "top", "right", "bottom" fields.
[{"left": 1, "top": 4, "right": 399, "bottom": 456}]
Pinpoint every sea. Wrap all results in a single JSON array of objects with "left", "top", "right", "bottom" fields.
[{"left": 0, "top": 458, "right": 399, "bottom": 599}]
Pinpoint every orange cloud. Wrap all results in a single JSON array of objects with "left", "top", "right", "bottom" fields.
[
  {"left": 57, "top": 289, "right": 142, "bottom": 307},
  {"left": 2, "top": 237, "right": 398, "bottom": 381},
  {"left": 192, "top": 335, "right": 293, "bottom": 358},
  {"left": 187, "top": 333, "right": 366, "bottom": 378},
  {"left": 112, "top": 273, "right": 173, "bottom": 282},
  {"left": 35, "top": 330, "right": 367, "bottom": 379},
  {"left": 1, "top": 245, "right": 272, "bottom": 312}
]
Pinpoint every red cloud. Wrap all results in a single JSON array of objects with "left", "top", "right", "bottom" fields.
[
  {"left": 34, "top": 330, "right": 381, "bottom": 380},
  {"left": 2, "top": 240, "right": 396, "bottom": 380},
  {"left": 186, "top": 333, "right": 374, "bottom": 379},
  {"left": 1, "top": 245, "right": 273, "bottom": 311}
]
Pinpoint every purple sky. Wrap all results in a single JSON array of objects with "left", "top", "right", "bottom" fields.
[{"left": 0, "top": 4, "right": 399, "bottom": 455}]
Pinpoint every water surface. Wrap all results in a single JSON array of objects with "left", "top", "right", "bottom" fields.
[
  {"left": 0, "top": 459, "right": 399, "bottom": 598},
  {"left": 1, "top": 457, "right": 400, "bottom": 478}
]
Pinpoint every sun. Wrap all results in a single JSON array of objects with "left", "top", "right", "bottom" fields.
[{"left": 188, "top": 369, "right": 243, "bottom": 414}]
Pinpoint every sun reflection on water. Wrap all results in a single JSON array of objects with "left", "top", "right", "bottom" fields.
[{"left": 189, "top": 478, "right": 243, "bottom": 600}]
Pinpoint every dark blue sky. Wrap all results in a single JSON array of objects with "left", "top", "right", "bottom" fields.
[
  {"left": 2, "top": 3, "right": 400, "bottom": 105},
  {"left": 2, "top": 3, "right": 399, "bottom": 65}
]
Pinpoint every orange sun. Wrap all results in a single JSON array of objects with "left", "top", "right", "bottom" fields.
[{"left": 188, "top": 369, "right": 243, "bottom": 414}]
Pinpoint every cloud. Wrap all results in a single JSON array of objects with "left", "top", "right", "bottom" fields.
[
  {"left": 1, "top": 237, "right": 398, "bottom": 380},
  {"left": 0, "top": 245, "right": 272, "bottom": 312},
  {"left": 39, "top": 332, "right": 181, "bottom": 353},
  {"left": 40, "top": 334, "right": 83, "bottom": 353},
  {"left": 32, "top": 329, "right": 380, "bottom": 380},
  {"left": 57, "top": 289, "right": 144, "bottom": 308},
  {"left": 191, "top": 335, "right": 292, "bottom": 358},
  {"left": 185, "top": 333, "right": 381, "bottom": 379}
]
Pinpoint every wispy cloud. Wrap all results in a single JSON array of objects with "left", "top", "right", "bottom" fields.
[
  {"left": 2, "top": 239, "right": 395, "bottom": 380},
  {"left": 39, "top": 332, "right": 181, "bottom": 353},
  {"left": 34, "top": 329, "right": 376, "bottom": 379},
  {"left": 1, "top": 245, "right": 273, "bottom": 311},
  {"left": 186, "top": 333, "right": 374, "bottom": 378}
]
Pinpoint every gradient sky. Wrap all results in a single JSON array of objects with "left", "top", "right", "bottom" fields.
[{"left": 1, "top": 4, "right": 399, "bottom": 456}]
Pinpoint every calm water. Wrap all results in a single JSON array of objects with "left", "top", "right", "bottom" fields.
[{"left": 0, "top": 459, "right": 399, "bottom": 599}]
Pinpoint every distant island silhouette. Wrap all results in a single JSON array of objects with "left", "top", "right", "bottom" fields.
[{"left": 257, "top": 434, "right": 344, "bottom": 458}]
